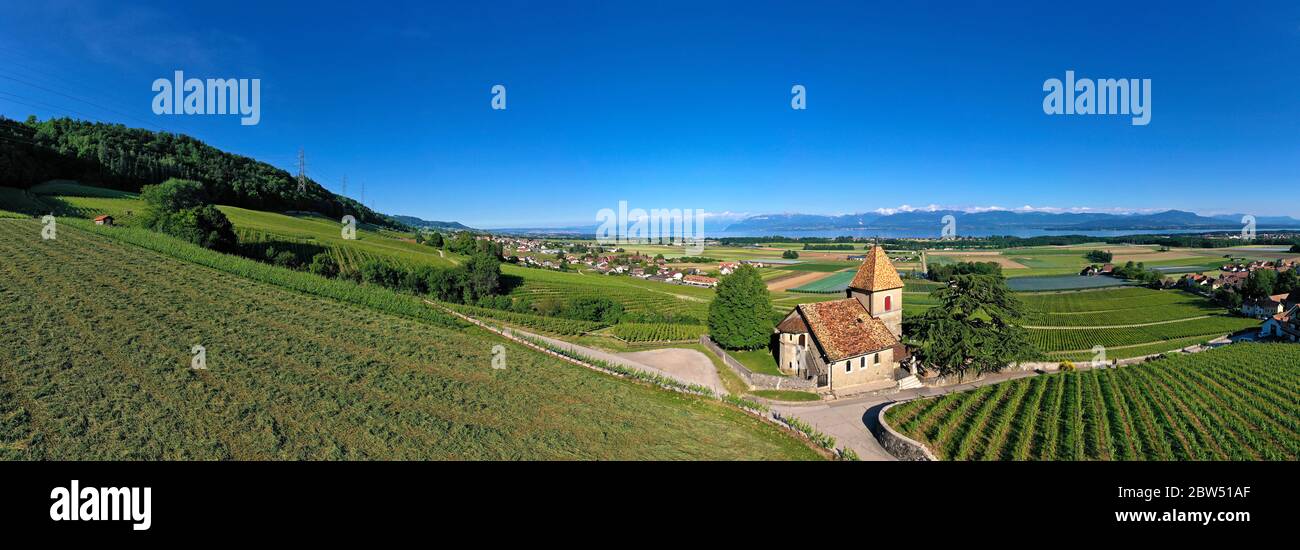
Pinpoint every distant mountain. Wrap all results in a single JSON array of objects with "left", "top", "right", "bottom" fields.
[
  {"left": 1210, "top": 213, "right": 1300, "bottom": 226},
  {"left": 722, "top": 209, "right": 1300, "bottom": 232},
  {"left": 1056, "top": 210, "right": 1244, "bottom": 230},
  {"left": 391, "top": 215, "right": 473, "bottom": 231}
]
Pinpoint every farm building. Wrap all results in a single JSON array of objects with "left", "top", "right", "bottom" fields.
[
  {"left": 774, "top": 246, "right": 910, "bottom": 394},
  {"left": 682, "top": 274, "right": 718, "bottom": 288},
  {"left": 93, "top": 215, "right": 114, "bottom": 226}
]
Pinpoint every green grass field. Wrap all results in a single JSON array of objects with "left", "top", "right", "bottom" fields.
[
  {"left": 505, "top": 265, "right": 714, "bottom": 319},
  {"left": 787, "top": 271, "right": 856, "bottom": 293},
  {"left": 884, "top": 343, "right": 1300, "bottom": 460},
  {"left": 0, "top": 219, "right": 819, "bottom": 460},
  {"left": 731, "top": 348, "right": 785, "bottom": 377}
]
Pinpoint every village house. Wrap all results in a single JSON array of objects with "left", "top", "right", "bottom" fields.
[
  {"left": 93, "top": 214, "right": 114, "bottom": 226},
  {"left": 1241, "top": 292, "right": 1297, "bottom": 319},
  {"left": 774, "top": 246, "right": 909, "bottom": 394},
  {"left": 1259, "top": 306, "right": 1300, "bottom": 342},
  {"left": 718, "top": 262, "right": 739, "bottom": 275}
]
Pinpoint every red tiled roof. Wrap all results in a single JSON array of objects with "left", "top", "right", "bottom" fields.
[
  {"left": 683, "top": 274, "right": 717, "bottom": 283},
  {"left": 848, "top": 246, "right": 903, "bottom": 292},
  {"left": 776, "top": 312, "right": 808, "bottom": 333},
  {"left": 93, "top": 215, "right": 111, "bottom": 221},
  {"left": 797, "top": 298, "right": 898, "bottom": 362}
]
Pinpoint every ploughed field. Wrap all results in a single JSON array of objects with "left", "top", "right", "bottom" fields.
[
  {"left": 884, "top": 344, "right": 1300, "bottom": 461},
  {"left": 0, "top": 219, "right": 817, "bottom": 460}
]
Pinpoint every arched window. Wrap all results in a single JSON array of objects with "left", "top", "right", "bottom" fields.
[{"left": 884, "top": 295, "right": 892, "bottom": 311}]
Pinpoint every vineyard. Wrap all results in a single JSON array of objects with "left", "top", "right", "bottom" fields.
[
  {"left": 1025, "top": 316, "right": 1259, "bottom": 352},
  {"left": 504, "top": 264, "right": 713, "bottom": 318},
  {"left": 884, "top": 343, "right": 1300, "bottom": 460},
  {"left": 1016, "top": 287, "right": 1256, "bottom": 354},
  {"left": 444, "top": 302, "right": 607, "bottom": 336},
  {"left": 0, "top": 219, "right": 818, "bottom": 460},
  {"left": 603, "top": 323, "right": 708, "bottom": 343}
]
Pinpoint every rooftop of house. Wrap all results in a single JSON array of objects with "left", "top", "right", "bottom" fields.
[
  {"left": 796, "top": 298, "right": 898, "bottom": 362},
  {"left": 848, "top": 245, "right": 903, "bottom": 292}
]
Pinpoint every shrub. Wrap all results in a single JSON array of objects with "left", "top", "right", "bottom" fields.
[
  {"left": 308, "top": 252, "right": 339, "bottom": 277},
  {"left": 782, "top": 249, "right": 799, "bottom": 259},
  {"left": 1060, "top": 360, "right": 1076, "bottom": 372}
]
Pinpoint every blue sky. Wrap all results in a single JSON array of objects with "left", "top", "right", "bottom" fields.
[{"left": 1, "top": 0, "right": 1297, "bottom": 227}]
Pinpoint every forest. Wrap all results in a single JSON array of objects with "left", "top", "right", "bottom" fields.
[{"left": 0, "top": 115, "right": 398, "bottom": 228}]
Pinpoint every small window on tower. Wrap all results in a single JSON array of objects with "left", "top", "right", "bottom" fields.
[{"left": 885, "top": 296, "right": 892, "bottom": 311}]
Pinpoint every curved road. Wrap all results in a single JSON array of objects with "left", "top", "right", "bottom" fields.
[{"left": 772, "top": 369, "right": 1044, "bottom": 461}]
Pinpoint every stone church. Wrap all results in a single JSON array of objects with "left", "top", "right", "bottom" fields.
[{"left": 774, "top": 246, "right": 909, "bottom": 393}]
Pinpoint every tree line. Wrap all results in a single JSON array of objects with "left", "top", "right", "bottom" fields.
[{"left": 0, "top": 115, "right": 398, "bottom": 228}]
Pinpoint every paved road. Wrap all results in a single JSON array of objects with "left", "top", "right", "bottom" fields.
[{"left": 772, "top": 369, "right": 1045, "bottom": 460}]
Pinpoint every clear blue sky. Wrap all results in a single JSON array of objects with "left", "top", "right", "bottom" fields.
[{"left": 1, "top": 0, "right": 1297, "bottom": 227}]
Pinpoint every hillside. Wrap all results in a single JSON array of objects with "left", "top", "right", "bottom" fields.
[
  {"left": 0, "top": 115, "right": 396, "bottom": 228},
  {"left": 0, "top": 218, "right": 818, "bottom": 460}
]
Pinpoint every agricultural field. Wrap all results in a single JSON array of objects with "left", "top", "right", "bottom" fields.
[
  {"left": 443, "top": 302, "right": 607, "bottom": 336},
  {"left": 1024, "top": 316, "right": 1258, "bottom": 353},
  {"left": 601, "top": 323, "right": 708, "bottom": 343},
  {"left": 787, "top": 271, "right": 856, "bottom": 293},
  {"left": 1017, "top": 287, "right": 1256, "bottom": 357},
  {"left": 503, "top": 264, "right": 714, "bottom": 319},
  {"left": 220, "top": 206, "right": 461, "bottom": 268},
  {"left": 884, "top": 343, "right": 1300, "bottom": 460},
  {"left": 1006, "top": 275, "right": 1133, "bottom": 292},
  {"left": 0, "top": 219, "right": 819, "bottom": 460}
]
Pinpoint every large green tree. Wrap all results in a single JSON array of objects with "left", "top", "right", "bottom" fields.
[
  {"left": 708, "top": 265, "right": 773, "bottom": 349},
  {"left": 140, "top": 178, "right": 237, "bottom": 252},
  {"left": 906, "top": 274, "right": 1038, "bottom": 380},
  {"left": 1242, "top": 270, "right": 1278, "bottom": 300}
]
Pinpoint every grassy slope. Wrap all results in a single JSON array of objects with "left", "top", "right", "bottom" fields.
[{"left": 0, "top": 219, "right": 818, "bottom": 460}]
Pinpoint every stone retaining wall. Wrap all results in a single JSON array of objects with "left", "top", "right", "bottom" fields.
[
  {"left": 874, "top": 402, "right": 938, "bottom": 461},
  {"left": 699, "top": 336, "right": 818, "bottom": 391}
]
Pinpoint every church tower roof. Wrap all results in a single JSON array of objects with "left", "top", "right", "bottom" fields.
[{"left": 848, "top": 245, "right": 903, "bottom": 292}]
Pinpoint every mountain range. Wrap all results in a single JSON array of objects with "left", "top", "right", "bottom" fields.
[{"left": 721, "top": 210, "right": 1300, "bottom": 232}]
